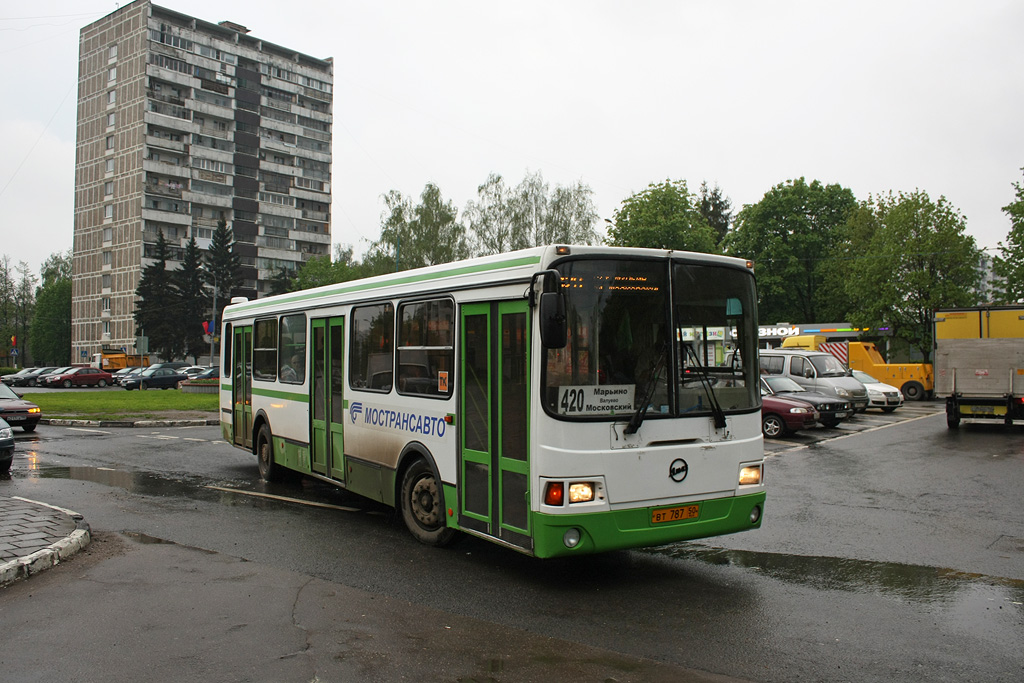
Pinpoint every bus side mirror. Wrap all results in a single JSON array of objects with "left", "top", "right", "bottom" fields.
[
  {"left": 540, "top": 292, "right": 567, "bottom": 349},
  {"left": 532, "top": 270, "right": 567, "bottom": 349}
]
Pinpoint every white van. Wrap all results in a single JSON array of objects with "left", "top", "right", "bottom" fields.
[{"left": 758, "top": 349, "right": 869, "bottom": 412}]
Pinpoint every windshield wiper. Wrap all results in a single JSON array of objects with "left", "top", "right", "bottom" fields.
[
  {"left": 683, "top": 345, "right": 727, "bottom": 429},
  {"left": 624, "top": 344, "right": 668, "bottom": 435}
]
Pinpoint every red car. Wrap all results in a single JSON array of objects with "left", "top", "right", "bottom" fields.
[
  {"left": 761, "top": 391, "right": 819, "bottom": 439},
  {"left": 42, "top": 367, "right": 114, "bottom": 388},
  {"left": 0, "top": 382, "right": 41, "bottom": 431}
]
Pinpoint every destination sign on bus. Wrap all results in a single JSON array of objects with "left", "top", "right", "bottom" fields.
[{"left": 557, "top": 385, "right": 635, "bottom": 415}]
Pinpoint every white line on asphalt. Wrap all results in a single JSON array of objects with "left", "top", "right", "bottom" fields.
[
  {"left": 205, "top": 485, "right": 361, "bottom": 512},
  {"left": 766, "top": 411, "right": 945, "bottom": 456},
  {"left": 66, "top": 427, "right": 112, "bottom": 435},
  {"left": 183, "top": 438, "right": 207, "bottom": 442}
]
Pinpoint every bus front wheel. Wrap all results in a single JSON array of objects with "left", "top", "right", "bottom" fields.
[
  {"left": 401, "top": 459, "right": 456, "bottom": 547},
  {"left": 256, "top": 425, "right": 282, "bottom": 482}
]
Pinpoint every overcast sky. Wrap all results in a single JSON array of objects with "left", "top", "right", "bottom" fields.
[{"left": 2, "top": 0, "right": 1023, "bottom": 277}]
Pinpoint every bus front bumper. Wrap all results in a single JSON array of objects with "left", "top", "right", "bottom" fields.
[{"left": 531, "top": 491, "right": 766, "bottom": 559}]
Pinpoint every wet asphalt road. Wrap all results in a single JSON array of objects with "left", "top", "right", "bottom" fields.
[{"left": 0, "top": 405, "right": 1022, "bottom": 682}]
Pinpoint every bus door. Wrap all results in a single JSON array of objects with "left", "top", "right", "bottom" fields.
[
  {"left": 232, "top": 325, "right": 253, "bottom": 449},
  {"left": 311, "top": 317, "right": 346, "bottom": 480},
  {"left": 459, "top": 301, "right": 531, "bottom": 549}
]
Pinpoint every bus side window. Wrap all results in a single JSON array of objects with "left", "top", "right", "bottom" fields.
[
  {"left": 253, "top": 318, "right": 278, "bottom": 381},
  {"left": 397, "top": 298, "right": 453, "bottom": 398},
  {"left": 350, "top": 303, "right": 394, "bottom": 392}
]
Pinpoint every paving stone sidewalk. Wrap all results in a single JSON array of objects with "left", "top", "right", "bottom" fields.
[{"left": 0, "top": 496, "right": 92, "bottom": 586}]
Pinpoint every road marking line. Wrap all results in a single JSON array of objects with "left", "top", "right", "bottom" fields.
[
  {"left": 183, "top": 438, "right": 207, "bottom": 442},
  {"left": 205, "top": 485, "right": 361, "bottom": 512},
  {"left": 766, "top": 411, "right": 945, "bottom": 456},
  {"left": 66, "top": 427, "right": 112, "bottom": 435}
]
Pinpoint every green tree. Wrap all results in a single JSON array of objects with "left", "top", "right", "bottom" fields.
[
  {"left": 544, "top": 180, "right": 599, "bottom": 246},
  {"left": 13, "top": 261, "right": 36, "bottom": 364},
  {"left": 135, "top": 232, "right": 182, "bottom": 361},
  {"left": 845, "top": 190, "right": 981, "bottom": 362},
  {"left": 464, "top": 173, "right": 518, "bottom": 255},
  {"left": 205, "top": 220, "right": 242, "bottom": 326},
  {"left": 369, "top": 184, "right": 471, "bottom": 270},
  {"left": 292, "top": 245, "right": 370, "bottom": 290},
  {"left": 725, "top": 177, "right": 857, "bottom": 323},
  {"left": 267, "top": 266, "right": 296, "bottom": 295},
  {"left": 608, "top": 179, "right": 719, "bottom": 254},
  {"left": 30, "top": 250, "right": 73, "bottom": 365},
  {"left": 993, "top": 168, "right": 1024, "bottom": 303},
  {"left": 177, "top": 236, "right": 210, "bottom": 363},
  {"left": 698, "top": 181, "right": 733, "bottom": 246}
]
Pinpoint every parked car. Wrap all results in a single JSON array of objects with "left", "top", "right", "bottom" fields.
[
  {"left": 851, "top": 370, "right": 904, "bottom": 413},
  {"left": 760, "top": 376, "right": 854, "bottom": 428},
  {"left": 193, "top": 366, "right": 220, "bottom": 380},
  {"left": 123, "top": 366, "right": 188, "bottom": 390},
  {"left": 6, "top": 366, "right": 60, "bottom": 387},
  {"left": 758, "top": 349, "right": 869, "bottom": 412},
  {"left": 0, "top": 383, "right": 42, "bottom": 432},
  {"left": 0, "top": 416, "right": 14, "bottom": 474},
  {"left": 180, "top": 365, "right": 208, "bottom": 378},
  {"left": 146, "top": 362, "right": 190, "bottom": 371},
  {"left": 760, "top": 387, "right": 819, "bottom": 438},
  {"left": 117, "top": 367, "right": 146, "bottom": 386},
  {"left": 2, "top": 367, "right": 37, "bottom": 386},
  {"left": 43, "top": 367, "right": 114, "bottom": 388}
]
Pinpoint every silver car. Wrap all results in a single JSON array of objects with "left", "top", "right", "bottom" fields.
[{"left": 851, "top": 370, "right": 904, "bottom": 413}]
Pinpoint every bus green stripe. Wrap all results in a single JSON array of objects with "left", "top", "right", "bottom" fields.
[
  {"left": 227, "top": 254, "right": 542, "bottom": 315},
  {"left": 251, "top": 386, "right": 309, "bottom": 402}
]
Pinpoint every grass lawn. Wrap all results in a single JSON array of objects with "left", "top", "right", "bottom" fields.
[{"left": 30, "top": 390, "right": 218, "bottom": 421}]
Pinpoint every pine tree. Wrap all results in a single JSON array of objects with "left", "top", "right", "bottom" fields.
[
  {"left": 135, "top": 232, "right": 182, "bottom": 361},
  {"left": 205, "top": 220, "right": 242, "bottom": 325},
  {"left": 177, "top": 236, "right": 210, "bottom": 363}
]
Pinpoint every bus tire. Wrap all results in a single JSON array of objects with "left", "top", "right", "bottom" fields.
[
  {"left": 400, "top": 458, "right": 456, "bottom": 547},
  {"left": 902, "top": 381, "right": 924, "bottom": 401},
  {"left": 256, "top": 425, "right": 282, "bottom": 482}
]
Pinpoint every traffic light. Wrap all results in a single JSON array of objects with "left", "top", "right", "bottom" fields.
[{"left": 10, "top": 335, "right": 15, "bottom": 347}]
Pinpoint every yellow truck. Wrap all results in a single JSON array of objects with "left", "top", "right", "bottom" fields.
[
  {"left": 92, "top": 349, "right": 150, "bottom": 371},
  {"left": 780, "top": 335, "right": 933, "bottom": 400},
  {"left": 933, "top": 306, "right": 1024, "bottom": 429}
]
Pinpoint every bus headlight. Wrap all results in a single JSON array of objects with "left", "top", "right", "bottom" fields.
[
  {"left": 739, "top": 465, "right": 762, "bottom": 486},
  {"left": 568, "top": 482, "right": 595, "bottom": 503}
]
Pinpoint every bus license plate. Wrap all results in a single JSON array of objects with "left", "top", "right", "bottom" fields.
[{"left": 652, "top": 504, "right": 700, "bottom": 524}]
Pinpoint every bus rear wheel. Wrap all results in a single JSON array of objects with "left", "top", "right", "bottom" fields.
[
  {"left": 401, "top": 459, "right": 456, "bottom": 547},
  {"left": 256, "top": 425, "right": 282, "bottom": 482}
]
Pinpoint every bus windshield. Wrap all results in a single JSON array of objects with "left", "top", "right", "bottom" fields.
[{"left": 543, "top": 257, "right": 759, "bottom": 420}]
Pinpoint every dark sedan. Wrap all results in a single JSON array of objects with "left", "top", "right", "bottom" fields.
[
  {"left": 43, "top": 367, "right": 114, "bottom": 388},
  {"left": 0, "top": 383, "right": 42, "bottom": 432},
  {"left": 5, "top": 366, "right": 62, "bottom": 387},
  {"left": 124, "top": 367, "right": 188, "bottom": 390},
  {"left": 0, "top": 416, "right": 14, "bottom": 474},
  {"left": 761, "top": 376, "right": 854, "bottom": 428},
  {"left": 2, "top": 367, "right": 38, "bottom": 386}
]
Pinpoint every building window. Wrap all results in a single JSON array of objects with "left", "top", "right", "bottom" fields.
[
  {"left": 108, "top": 67, "right": 116, "bottom": 82},
  {"left": 105, "top": 135, "right": 114, "bottom": 150},
  {"left": 104, "top": 205, "right": 114, "bottom": 219},
  {"left": 102, "top": 251, "right": 112, "bottom": 266},
  {"left": 104, "top": 181, "right": 114, "bottom": 196},
  {"left": 107, "top": 112, "right": 116, "bottom": 128},
  {"left": 103, "top": 321, "right": 111, "bottom": 336},
  {"left": 107, "top": 90, "right": 116, "bottom": 104},
  {"left": 102, "top": 297, "right": 111, "bottom": 312},
  {"left": 101, "top": 274, "right": 111, "bottom": 290},
  {"left": 105, "top": 158, "right": 115, "bottom": 173},
  {"left": 102, "top": 227, "right": 113, "bottom": 242},
  {"left": 109, "top": 44, "right": 118, "bottom": 60}
]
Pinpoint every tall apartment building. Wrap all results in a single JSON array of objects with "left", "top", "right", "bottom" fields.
[{"left": 73, "top": 0, "right": 332, "bottom": 362}]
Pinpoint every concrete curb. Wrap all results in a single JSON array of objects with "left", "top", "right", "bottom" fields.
[
  {"left": 40, "top": 418, "right": 219, "bottom": 428},
  {"left": 0, "top": 498, "right": 92, "bottom": 587}
]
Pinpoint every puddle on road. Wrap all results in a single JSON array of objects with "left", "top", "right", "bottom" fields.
[{"left": 650, "top": 543, "right": 1024, "bottom": 638}]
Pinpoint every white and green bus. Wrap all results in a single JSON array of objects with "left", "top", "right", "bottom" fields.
[{"left": 220, "top": 245, "right": 765, "bottom": 558}]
